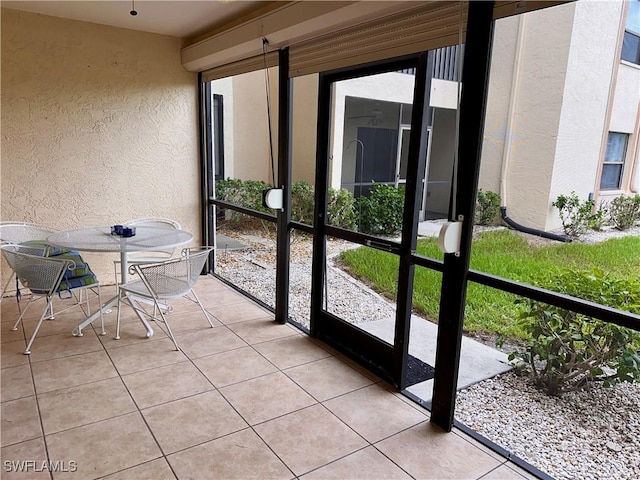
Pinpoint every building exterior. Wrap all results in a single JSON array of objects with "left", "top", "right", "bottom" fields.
[{"left": 211, "top": 0, "right": 640, "bottom": 232}]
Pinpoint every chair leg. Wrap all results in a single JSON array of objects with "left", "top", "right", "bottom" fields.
[
  {"left": 190, "top": 289, "right": 216, "bottom": 328},
  {"left": 96, "top": 285, "right": 105, "bottom": 336},
  {"left": 155, "top": 301, "right": 179, "bottom": 351},
  {"left": 24, "top": 298, "right": 53, "bottom": 355},
  {"left": 11, "top": 296, "right": 35, "bottom": 331},
  {"left": 115, "top": 290, "right": 123, "bottom": 340}
]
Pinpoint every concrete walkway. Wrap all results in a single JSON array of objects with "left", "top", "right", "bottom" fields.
[{"left": 359, "top": 314, "right": 513, "bottom": 405}]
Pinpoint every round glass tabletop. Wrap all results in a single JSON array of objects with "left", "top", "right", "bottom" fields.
[{"left": 47, "top": 226, "right": 193, "bottom": 253}]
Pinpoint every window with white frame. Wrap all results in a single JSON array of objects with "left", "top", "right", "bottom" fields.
[
  {"left": 600, "top": 132, "right": 629, "bottom": 190},
  {"left": 622, "top": 0, "right": 640, "bottom": 64}
]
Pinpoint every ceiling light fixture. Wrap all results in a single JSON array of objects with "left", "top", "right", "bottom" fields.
[{"left": 130, "top": 0, "right": 137, "bottom": 16}]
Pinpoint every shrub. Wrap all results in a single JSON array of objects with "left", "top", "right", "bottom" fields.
[
  {"left": 356, "top": 183, "right": 405, "bottom": 235},
  {"left": 328, "top": 187, "right": 357, "bottom": 230},
  {"left": 475, "top": 189, "right": 501, "bottom": 225},
  {"left": 589, "top": 200, "right": 608, "bottom": 231},
  {"left": 215, "top": 178, "right": 271, "bottom": 214},
  {"left": 291, "top": 181, "right": 315, "bottom": 225},
  {"left": 511, "top": 269, "right": 640, "bottom": 396},
  {"left": 608, "top": 194, "right": 640, "bottom": 230},
  {"left": 216, "top": 178, "right": 357, "bottom": 230},
  {"left": 552, "top": 191, "right": 594, "bottom": 237}
]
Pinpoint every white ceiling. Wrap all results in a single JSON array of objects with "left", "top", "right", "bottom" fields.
[{"left": 1, "top": 0, "right": 267, "bottom": 38}]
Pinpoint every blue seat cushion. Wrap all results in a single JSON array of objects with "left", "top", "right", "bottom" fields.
[
  {"left": 58, "top": 272, "right": 99, "bottom": 292},
  {"left": 53, "top": 251, "right": 91, "bottom": 279},
  {"left": 18, "top": 240, "right": 69, "bottom": 257}
]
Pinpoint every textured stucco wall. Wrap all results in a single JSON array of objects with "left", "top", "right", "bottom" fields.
[
  {"left": 1, "top": 9, "right": 199, "bottom": 283},
  {"left": 549, "top": 0, "right": 623, "bottom": 229},
  {"left": 479, "top": 4, "right": 575, "bottom": 231},
  {"left": 230, "top": 69, "right": 276, "bottom": 184},
  {"left": 292, "top": 74, "right": 319, "bottom": 185},
  {"left": 478, "top": 15, "right": 519, "bottom": 197}
]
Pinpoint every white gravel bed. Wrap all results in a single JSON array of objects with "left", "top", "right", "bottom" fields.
[
  {"left": 455, "top": 371, "right": 640, "bottom": 480},
  {"left": 215, "top": 238, "right": 395, "bottom": 329}
]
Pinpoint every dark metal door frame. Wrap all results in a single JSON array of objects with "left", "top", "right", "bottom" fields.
[{"left": 310, "top": 53, "right": 432, "bottom": 387}]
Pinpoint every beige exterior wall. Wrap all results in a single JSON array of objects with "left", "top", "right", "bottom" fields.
[
  {"left": 480, "top": 6, "right": 575, "bottom": 231},
  {"left": 549, "top": 0, "right": 623, "bottom": 227},
  {"left": 1, "top": 9, "right": 199, "bottom": 284},
  {"left": 478, "top": 15, "right": 521, "bottom": 198},
  {"left": 292, "top": 74, "right": 319, "bottom": 185}
]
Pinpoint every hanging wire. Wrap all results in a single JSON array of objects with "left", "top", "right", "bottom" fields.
[
  {"left": 130, "top": 0, "right": 137, "bottom": 16},
  {"left": 262, "top": 38, "right": 277, "bottom": 187}
]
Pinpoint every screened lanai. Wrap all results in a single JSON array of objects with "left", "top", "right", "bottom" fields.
[{"left": 3, "top": 1, "right": 640, "bottom": 479}]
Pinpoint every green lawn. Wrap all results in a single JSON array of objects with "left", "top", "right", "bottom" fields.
[{"left": 340, "top": 229, "right": 640, "bottom": 339}]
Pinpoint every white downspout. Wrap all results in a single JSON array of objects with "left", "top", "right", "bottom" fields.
[{"left": 500, "top": 15, "right": 527, "bottom": 205}]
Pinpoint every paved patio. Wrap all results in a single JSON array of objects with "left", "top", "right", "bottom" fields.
[{"left": 1, "top": 276, "right": 534, "bottom": 479}]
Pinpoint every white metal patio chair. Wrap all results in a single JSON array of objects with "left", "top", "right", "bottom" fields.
[
  {"left": 0, "top": 222, "right": 59, "bottom": 301},
  {"left": 113, "top": 217, "right": 182, "bottom": 283},
  {"left": 115, "top": 247, "right": 214, "bottom": 350},
  {"left": 1, "top": 245, "right": 104, "bottom": 355}
]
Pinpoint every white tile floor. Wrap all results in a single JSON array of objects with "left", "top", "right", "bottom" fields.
[{"left": 1, "top": 276, "right": 537, "bottom": 479}]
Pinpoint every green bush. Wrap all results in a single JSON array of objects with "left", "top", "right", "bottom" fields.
[
  {"left": 607, "top": 194, "right": 640, "bottom": 230},
  {"left": 511, "top": 269, "right": 640, "bottom": 396},
  {"left": 356, "top": 183, "right": 405, "bottom": 235},
  {"left": 291, "top": 181, "right": 315, "bottom": 225},
  {"left": 552, "top": 191, "right": 594, "bottom": 237},
  {"left": 589, "top": 200, "right": 608, "bottom": 231},
  {"left": 328, "top": 187, "right": 357, "bottom": 230},
  {"left": 216, "top": 178, "right": 357, "bottom": 230},
  {"left": 215, "top": 178, "right": 271, "bottom": 215},
  {"left": 475, "top": 189, "right": 501, "bottom": 225}
]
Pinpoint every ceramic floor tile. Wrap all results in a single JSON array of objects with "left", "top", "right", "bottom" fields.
[
  {"left": 174, "top": 326, "right": 247, "bottom": 359},
  {"left": 227, "top": 318, "right": 298, "bottom": 344},
  {"left": 301, "top": 446, "right": 412, "bottom": 480},
  {"left": 285, "top": 356, "right": 374, "bottom": 401},
  {"left": 220, "top": 371, "right": 316, "bottom": 426},
  {"left": 481, "top": 463, "right": 533, "bottom": 479},
  {"left": 32, "top": 350, "right": 119, "bottom": 394},
  {"left": 1, "top": 437, "right": 49, "bottom": 480},
  {"left": 324, "top": 384, "right": 428, "bottom": 443},
  {"left": 1, "top": 339, "right": 30, "bottom": 369},
  {"left": 1, "top": 397, "right": 42, "bottom": 447},
  {"left": 27, "top": 329, "right": 103, "bottom": 363},
  {"left": 142, "top": 390, "right": 248, "bottom": 454},
  {"left": 1, "top": 319, "right": 24, "bottom": 344},
  {"left": 46, "top": 412, "right": 161, "bottom": 480},
  {"left": 168, "top": 428, "right": 293, "bottom": 480},
  {"left": 98, "top": 323, "right": 168, "bottom": 349},
  {"left": 150, "top": 305, "right": 220, "bottom": 335},
  {"left": 193, "top": 346, "right": 278, "bottom": 387},
  {"left": 208, "top": 301, "right": 274, "bottom": 325},
  {"left": 255, "top": 404, "right": 368, "bottom": 476},
  {"left": 38, "top": 377, "right": 137, "bottom": 434},
  {"left": 21, "top": 314, "right": 95, "bottom": 339},
  {"left": 122, "top": 361, "right": 214, "bottom": 409},
  {"left": 100, "top": 457, "right": 176, "bottom": 480},
  {"left": 253, "top": 334, "right": 332, "bottom": 370},
  {"left": 1, "top": 364, "right": 34, "bottom": 403},
  {"left": 376, "top": 422, "right": 502, "bottom": 479},
  {"left": 107, "top": 338, "right": 188, "bottom": 375}
]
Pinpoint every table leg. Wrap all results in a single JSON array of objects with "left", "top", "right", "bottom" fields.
[{"left": 72, "top": 251, "right": 155, "bottom": 338}]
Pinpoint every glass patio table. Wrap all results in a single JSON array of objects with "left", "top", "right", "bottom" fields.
[{"left": 47, "top": 226, "right": 193, "bottom": 337}]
